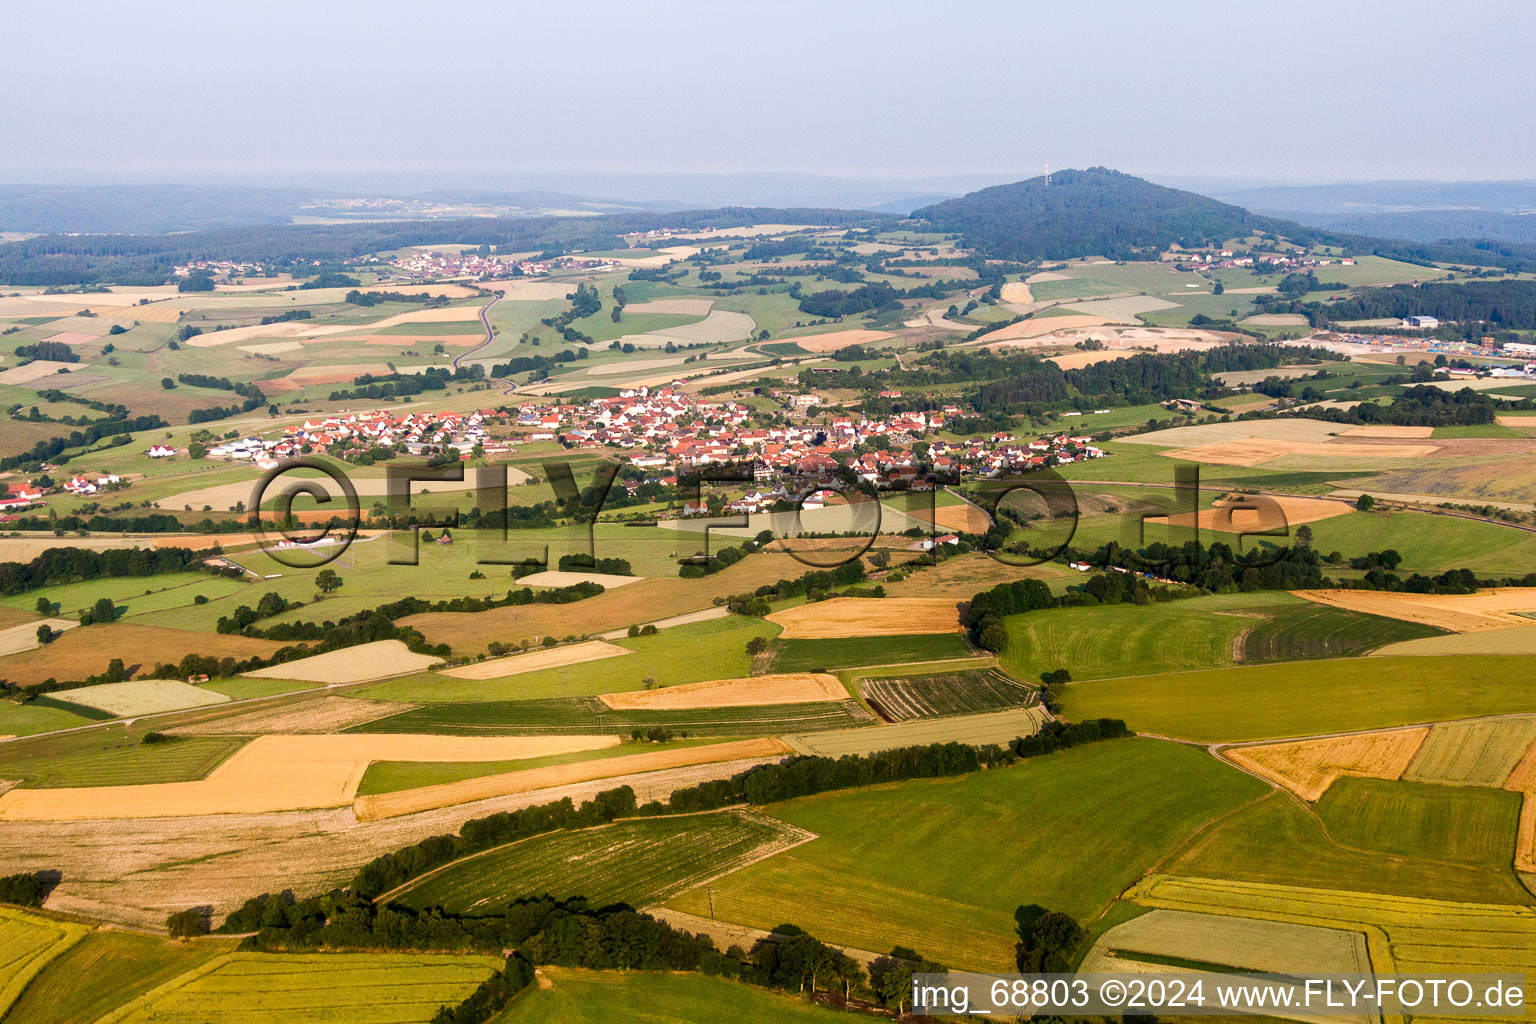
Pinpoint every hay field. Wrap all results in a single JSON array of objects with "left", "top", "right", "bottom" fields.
[
  {"left": 909, "top": 502, "right": 992, "bottom": 533},
  {"left": 1370, "top": 627, "right": 1536, "bottom": 657},
  {"left": 1503, "top": 739, "right": 1536, "bottom": 872},
  {"left": 442, "top": 640, "right": 632, "bottom": 680},
  {"left": 477, "top": 279, "right": 574, "bottom": 300},
  {"left": 644, "top": 309, "right": 755, "bottom": 345},
  {"left": 0, "top": 360, "right": 82, "bottom": 386},
  {"left": 1497, "top": 415, "right": 1536, "bottom": 428},
  {"left": 1047, "top": 349, "right": 1135, "bottom": 369},
  {"left": 791, "top": 328, "right": 891, "bottom": 353},
  {"left": 0, "top": 623, "right": 282, "bottom": 685},
  {"left": 169, "top": 696, "right": 407, "bottom": 735},
  {"left": 1405, "top": 717, "right": 1536, "bottom": 787},
  {"left": 1293, "top": 587, "right": 1536, "bottom": 633},
  {"left": 1222, "top": 728, "right": 1428, "bottom": 801},
  {"left": 0, "top": 733, "right": 619, "bottom": 821},
  {"left": 0, "top": 618, "right": 76, "bottom": 657},
  {"left": 766, "top": 597, "right": 962, "bottom": 639},
  {"left": 1163, "top": 437, "right": 1440, "bottom": 466},
  {"left": 392, "top": 810, "right": 812, "bottom": 914},
  {"left": 354, "top": 737, "right": 790, "bottom": 820},
  {"left": 1147, "top": 494, "right": 1353, "bottom": 533},
  {"left": 784, "top": 707, "right": 1045, "bottom": 757},
  {"left": 55, "top": 680, "right": 230, "bottom": 717},
  {"left": 96, "top": 951, "right": 504, "bottom": 1024},
  {"left": 513, "top": 570, "right": 641, "bottom": 589},
  {"left": 241, "top": 640, "right": 442, "bottom": 684},
  {"left": 597, "top": 672, "right": 844, "bottom": 710},
  {"left": 998, "top": 281, "right": 1033, "bottom": 303},
  {"left": 0, "top": 908, "right": 90, "bottom": 1016},
  {"left": 1340, "top": 424, "right": 1436, "bottom": 437},
  {"left": 1079, "top": 907, "right": 1371, "bottom": 977}
]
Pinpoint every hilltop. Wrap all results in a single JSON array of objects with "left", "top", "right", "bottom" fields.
[{"left": 913, "top": 167, "right": 1261, "bottom": 262}]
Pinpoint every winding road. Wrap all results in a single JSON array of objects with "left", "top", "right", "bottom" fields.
[{"left": 449, "top": 293, "right": 520, "bottom": 396}]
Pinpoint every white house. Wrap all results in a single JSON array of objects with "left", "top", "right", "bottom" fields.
[{"left": 146, "top": 445, "right": 177, "bottom": 458}]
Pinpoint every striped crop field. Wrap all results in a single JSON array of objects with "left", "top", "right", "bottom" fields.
[
  {"left": 392, "top": 810, "right": 812, "bottom": 914},
  {"left": 859, "top": 668, "right": 1036, "bottom": 722},
  {"left": 1404, "top": 716, "right": 1536, "bottom": 787},
  {"left": 97, "top": 952, "right": 504, "bottom": 1024}
]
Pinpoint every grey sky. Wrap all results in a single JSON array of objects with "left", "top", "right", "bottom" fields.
[{"left": 4, "top": 0, "right": 1533, "bottom": 184}]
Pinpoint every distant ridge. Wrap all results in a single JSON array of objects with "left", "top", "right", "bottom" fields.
[{"left": 913, "top": 167, "right": 1260, "bottom": 261}]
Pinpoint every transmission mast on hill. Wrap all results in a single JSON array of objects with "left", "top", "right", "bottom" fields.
[{"left": 1045, "top": 162, "right": 1051, "bottom": 186}]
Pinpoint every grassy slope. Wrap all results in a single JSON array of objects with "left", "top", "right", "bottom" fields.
[
  {"left": 5, "top": 930, "right": 239, "bottom": 1024},
  {"left": 501, "top": 968, "right": 861, "bottom": 1024},
  {"left": 666, "top": 738, "right": 1266, "bottom": 970},
  {"left": 1057, "top": 655, "right": 1536, "bottom": 743},
  {"left": 1164, "top": 781, "right": 1530, "bottom": 905},
  {"left": 360, "top": 616, "right": 778, "bottom": 704}
]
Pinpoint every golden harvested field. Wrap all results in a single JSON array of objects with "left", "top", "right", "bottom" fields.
[
  {"left": 998, "top": 281, "right": 1033, "bottom": 303},
  {"left": 1503, "top": 738, "right": 1536, "bottom": 872},
  {"left": 1147, "top": 494, "right": 1353, "bottom": 533},
  {"left": 129, "top": 303, "right": 188, "bottom": 323},
  {"left": 792, "top": 328, "right": 892, "bottom": 353},
  {"left": 1294, "top": 588, "right": 1536, "bottom": 633},
  {"left": 1162, "top": 438, "right": 1441, "bottom": 467},
  {"left": 0, "top": 360, "right": 83, "bottom": 385},
  {"left": 513, "top": 570, "right": 643, "bottom": 589},
  {"left": 443, "top": 640, "right": 632, "bottom": 680},
  {"left": 1371, "top": 628, "right": 1536, "bottom": 657},
  {"left": 169, "top": 696, "right": 408, "bottom": 735},
  {"left": 766, "top": 596, "right": 963, "bottom": 639},
  {"left": 597, "top": 672, "right": 845, "bottom": 710},
  {"left": 1497, "top": 415, "right": 1536, "bottom": 428},
  {"left": 242, "top": 639, "right": 444, "bottom": 684},
  {"left": 55, "top": 680, "right": 230, "bottom": 717},
  {"left": 0, "top": 623, "right": 282, "bottom": 685},
  {"left": 0, "top": 733, "right": 619, "bottom": 821},
  {"left": 1222, "top": 728, "right": 1428, "bottom": 801},
  {"left": 909, "top": 502, "right": 993, "bottom": 533},
  {"left": 354, "top": 737, "right": 790, "bottom": 820},
  {"left": 404, "top": 552, "right": 819, "bottom": 653},
  {"left": 881, "top": 552, "right": 1068, "bottom": 599},
  {"left": 982, "top": 315, "right": 1108, "bottom": 343},
  {"left": 1047, "top": 349, "right": 1135, "bottom": 370},
  {"left": 1405, "top": 717, "right": 1536, "bottom": 787}
]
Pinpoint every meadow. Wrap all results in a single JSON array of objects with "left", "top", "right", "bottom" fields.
[
  {"left": 500, "top": 968, "right": 862, "bottom": 1024},
  {"left": 1058, "top": 655, "right": 1536, "bottom": 742},
  {"left": 0, "top": 729, "right": 245, "bottom": 788},
  {"left": 770, "top": 633, "right": 974, "bottom": 673},
  {"left": 393, "top": 811, "right": 805, "bottom": 913},
  {"left": 360, "top": 616, "right": 778, "bottom": 703},
  {"left": 998, "top": 591, "right": 1437, "bottom": 681},
  {"left": 666, "top": 738, "right": 1266, "bottom": 970}
]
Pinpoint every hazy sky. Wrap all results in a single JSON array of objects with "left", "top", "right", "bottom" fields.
[{"left": 4, "top": 0, "right": 1534, "bottom": 185}]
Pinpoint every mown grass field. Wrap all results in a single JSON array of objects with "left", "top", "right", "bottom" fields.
[
  {"left": 0, "top": 698, "right": 96, "bottom": 737},
  {"left": 0, "top": 729, "right": 245, "bottom": 788},
  {"left": 97, "top": 952, "right": 505, "bottom": 1024},
  {"left": 394, "top": 811, "right": 804, "bottom": 913},
  {"left": 666, "top": 738, "right": 1267, "bottom": 970},
  {"left": 998, "top": 591, "right": 1437, "bottom": 682},
  {"left": 1293, "top": 509, "right": 1536, "bottom": 575},
  {"left": 501, "top": 967, "right": 862, "bottom": 1024},
  {"left": 1058, "top": 655, "right": 1536, "bottom": 743},
  {"left": 353, "top": 695, "right": 870, "bottom": 737},
  {"left": 858, "top": 667, "right": 1035, "bottom": 721},
  {"left": 361, "top": 616, "right": 778, "bottom": 704},
  {"left": 771, "top": 633, "right": 974, "bottom": 673},
  {"left": 1163, "top": 781, "right": 1530, "bottom": 905},
  {"left": 5, "top": 929, "right": 237, "bottom": 1024}
]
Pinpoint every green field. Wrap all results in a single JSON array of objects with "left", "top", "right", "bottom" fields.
[
  {"left": 1058, "top": 655, "right": 1536, "bottom": 742},
  {"left": 1164, "top": 780, "right": 1530, "bottom": 905},
  {"left": 5, "top": 929, "right": 237, "bottom": 1024},
  {"left": 96, "top": 952, "right": 504, "bottom": 1024},
  {"left": 361, "top": 616, "right": 778, "bottom": 704},
  {"left": 501, "top": 968, "right": 863, "bottom": 1024},
  {"left": 771, "top": 633, "right": 974, "bottom": 673},
  {"left": 356, "top": 738, "right": 720, "bottom": 796},
  {"left": 0, "top": 728, "right": 244, "bottom": 788},
  {"left": 1291, "top": 509, "right": 1536, "bottom": 574},
  {"left": 0, "top": 908, "right": 89, "bottom": 1017},
  {"left": 0, "top": 698, "right": 96, "bottom": 737},
  {"left": 858, "top": 667, "right": 1035, "bottom": 721},
  {"left": 394, "top": 811, "right": 803, "bottom": 912},
  {"left": 998, "top": 591, "right": 1438, "bottom": 681},
  {"left": 667, "top": 738, "right": 1266, "bottom": 969},
  {"left": 353, "top": 694, "right": 871, "bottom": 737}
]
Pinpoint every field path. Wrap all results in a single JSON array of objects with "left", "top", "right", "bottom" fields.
[{"left": 450, "top": 293, "right": 499, "bottom": 371}]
